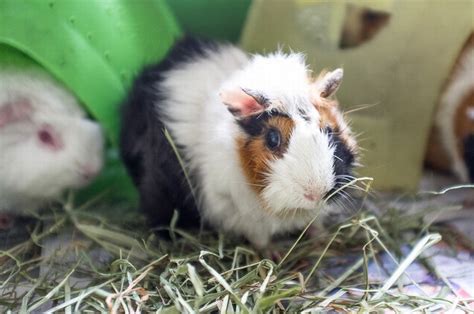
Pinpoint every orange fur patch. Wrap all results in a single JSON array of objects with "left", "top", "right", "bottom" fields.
[
  {"left": 237, "top": 115, "right": 295, "bottom": 193},
  {"left": 315, "top": 100, "right": 340, "bottom": 131},
  {"left": 314, "top": 99, "right": 356, "bottom": 153},
  {"left": 311, "top": 71, "right": 355, "bottom": 152}
]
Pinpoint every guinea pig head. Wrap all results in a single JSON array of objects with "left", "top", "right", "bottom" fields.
[
  {"left": 0, "top": 97, "right": 104, "bottom": 202},
  {"left": 220, "top": 53, "right": 357, "bottom": 216}
]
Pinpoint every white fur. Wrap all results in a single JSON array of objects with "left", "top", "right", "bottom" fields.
[
  {"left": 0, "top": 69, "right": 104, "bottom": 212},
  {"left": 160, "top": 46, "right": 344, "bottom": 247},
  {"left": 436, "top": 46, "right": 474, "bottom": 182},
  {"left": 263, "top": 121, "right": 335, "bottom": 214}
]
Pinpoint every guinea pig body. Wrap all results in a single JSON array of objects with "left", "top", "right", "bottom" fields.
[
  {"left": 0, "top": 69, "right": 104, "bottom": 213},
  {"left": 426, "top": 33, "right": 474, "bottom": 182},
  {"left": 120, "top": 37, "right": 357, "bottom": 248}
]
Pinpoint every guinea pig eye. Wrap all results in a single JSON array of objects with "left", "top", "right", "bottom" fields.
[
  {"left": 38, "top": 130, "right": 53, "bottom": 145},
  {"left": 265, "top": 128, "right": 281, "bottom": 150},
  {"left": 37, "top": 125, "right": 63, "bottom": 151}
]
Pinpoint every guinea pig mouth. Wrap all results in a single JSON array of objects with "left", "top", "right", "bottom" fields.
[
  {"left": 72, "top": 178, "right": 91, "bottom": 189},
  {"left": 72, "top": 171, "right": 98, "bottom": 188},
  {"left": 268, "top": 200, "right": 328, "bottom": 219}
]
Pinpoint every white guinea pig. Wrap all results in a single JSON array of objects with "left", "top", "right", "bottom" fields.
[
  {"left": 0, "top": 69, "right": 104, "bottom": 214},
  {"left": 120, "top": 37, "right": 357, "bottom": 248}
]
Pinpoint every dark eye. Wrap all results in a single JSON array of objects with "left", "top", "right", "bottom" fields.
[
  {"left": 38, "top": 129, "right": 54, "bottom": 145},
  {"left": 37, "top": 125, "right": 63, "bottom": 150},
  {"left": 265, "top": 128, "right": 281, "bottom": 150}
]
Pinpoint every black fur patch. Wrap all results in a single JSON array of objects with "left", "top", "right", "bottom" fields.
[
  {"left": 237, "top": 110, "right": 288, "bottom": 137},
  {"left": 298, "top": 108, "right": 310, "bottom": 121},
  {"left": 325, "top": 127, "right": 355, "bottom": 199},
  {"left": 119, "top": 37, "right": 220, "bottom": 231},
  {"left": 464, "top": 134, "right": 474, "bottom": 182}
]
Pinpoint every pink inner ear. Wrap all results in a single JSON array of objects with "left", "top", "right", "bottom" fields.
[
  {"left": 219, "top": 88, "right": 265, "bottom": 118},
  {"left": 37, "top": 124, "right": 64, "bottom": 151}
]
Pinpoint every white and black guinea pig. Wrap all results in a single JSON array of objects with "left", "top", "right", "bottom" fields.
[
  {"left": 0, "top": 69, "right": 104, "bottom": 214},
  {"left": 120, "top": 37, "right": 357, "bottom": 248}
]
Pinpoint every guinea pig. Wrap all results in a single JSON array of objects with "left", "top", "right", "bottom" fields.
[
  {"left": 0, "top": 69, "right": 104, "bottom": 217},
  {"left": 425, "top": 32, "right": 474, "bottom": 182},
  {"left": 120, "top": 37, "right": 357, "bottom": 248}
]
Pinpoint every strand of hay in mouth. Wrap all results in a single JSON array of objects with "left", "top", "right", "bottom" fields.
[{"left": 0, "top": 184, "right": 473, "bottom": 312}]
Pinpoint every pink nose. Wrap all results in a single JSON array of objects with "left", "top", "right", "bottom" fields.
[
  {"left": 304, "top": 187, "right": 323, "bottom": 201},
  {"left": 79, "top": 164, "right": 100, "bottom": 180},
  {"left": 304, "top": 193, "right": 317, "bottom": 201}
]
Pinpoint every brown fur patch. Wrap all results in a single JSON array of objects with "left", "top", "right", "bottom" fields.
[
  {"left": 315, "top": 100, "right": 340, "bottom": 131},
  {"left": 425, "top": 91, "right": 474, "bottom": 174},
  {"left": 425, "top": 126, "right": 452, "bottom": 173},
  {"left": 314, "top": 99, "right": 357, "bottom": 154},
  {"left": 237, "top": 115, "right": 295, "bottom": 193},
  {"left": 455, "top": 89, "right": 474, "bottom": 153},
  {"left": 425, "top": 32, "right": 473, "bottom": 174},
  {"left": 311, "top": 70, "right": 356, "bottom": 152}
]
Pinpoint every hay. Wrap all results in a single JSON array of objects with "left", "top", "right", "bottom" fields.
[{"left": 0, "top": 183, "right": 473, "bottom": 313}]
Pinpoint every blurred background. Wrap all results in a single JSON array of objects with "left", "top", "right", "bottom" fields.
[{"left": 0, "top": 0, "right": 472, "bottom": 207}]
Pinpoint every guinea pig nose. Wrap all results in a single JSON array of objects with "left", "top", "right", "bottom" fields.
[
  {"left": 79, "top": 164, "right": 100, "bottom": 180},
  {"left": 303, "top": 189, "right": 322, "bottom": 202}
]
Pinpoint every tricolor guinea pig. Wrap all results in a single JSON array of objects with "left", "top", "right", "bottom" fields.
[
  {"left": 0, "top": 69, "right": 104, "bottom": 217},
  {"left": 120, "top": 37, "right": 357, "bottom": 248}
]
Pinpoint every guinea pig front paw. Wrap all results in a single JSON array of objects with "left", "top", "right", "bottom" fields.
[{"left": 259, "top": 246, "right": 284, "bottom": 263}]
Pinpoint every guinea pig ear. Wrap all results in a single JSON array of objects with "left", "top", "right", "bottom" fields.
[
  {"left": 219, "top": 88, "right": 267, "bottom": 118},
  {"left": 314, "top": 68, "right": 344, "bottom": 98},
  {"left": 0, "top": 99, "right": 33, "bottom": 128}
]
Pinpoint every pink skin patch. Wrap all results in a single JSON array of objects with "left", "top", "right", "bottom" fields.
[
  {"left": 37, "top": 124, "right": 64, "bottom": 151},
  {"left": 219, "top": 88, "right": 265, "bottom": 117},
  {"left": 0, "top": 99, "right": 33, "bottom": 128},
  {"left": 304, "top": 188, "right": 323, "bottom": 202}
]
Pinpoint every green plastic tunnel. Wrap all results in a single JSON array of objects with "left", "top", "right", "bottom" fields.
[
  {"left": 0, "top": 0, "right": 251, "bottom": 203},
  {"left": 0, "top": 0, "right": 181, "bottom": 144}
]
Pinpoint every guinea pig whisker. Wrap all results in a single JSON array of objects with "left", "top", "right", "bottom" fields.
[
  {"left": 334, "top": 190, "right": 349, "bottom": 200},
  {"left": 338, "top": 193, "right": 356, "bottom": 211},
  {"left": 336, "top": 175, "right": 362, "bottom": 186},
  {"left": 335, "top": 174, "right": 356, "bottom": 180},
  {"left": 341, "top": 183, "right": 366, "bottom": 193},
  {"left": 344, "top": 103, "right": 378, "bottom": 115},
  {"left": 337, "top": 177, "right": 367, "bottom": 189},
  {"left": 282, "top": 207, "right": 294, "bottom": 221},
  {"left": 336, "top": 187, "right": 351, "bottom": 198},
  {"left": 338, "top": 190, "right": 356, "bottom": 206},
  {"left": 340, "top": 181, "right": 374, "bottom": 198},
  {"left": 331, "top": 197, "right": 348, "bottom": 213},
  {"left": 291, "top": 206, "right": 302, "bottom": 220},
  {"left": 229, "top": 180, "right": 266, "bottom": 188},
  {"left": 335, "top": 177, "right": 357, "bottom": 189}
]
